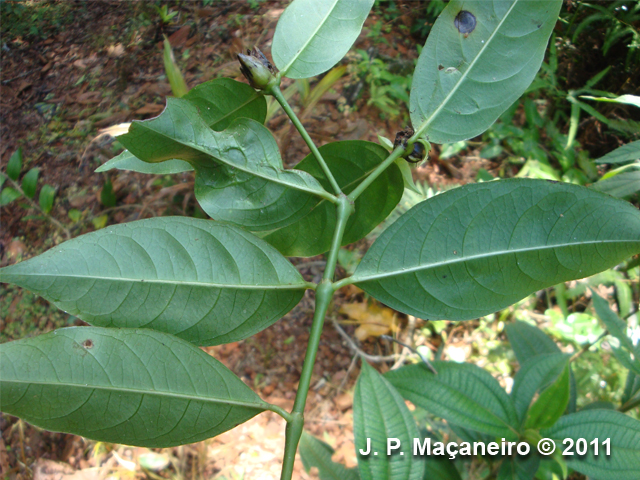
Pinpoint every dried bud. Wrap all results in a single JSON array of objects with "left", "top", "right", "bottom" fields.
[
  {"left": 237, "top": 46, "right": 277, "bottom": 90},
  {"left": 394, "top": 127, "right": 429, "bottom": 164}
]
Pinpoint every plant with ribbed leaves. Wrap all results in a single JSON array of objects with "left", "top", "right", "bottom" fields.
[{"left": 1, "top": 1, "right": 639, "bottom": 479}]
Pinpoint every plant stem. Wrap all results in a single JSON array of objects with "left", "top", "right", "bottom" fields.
[
  {"left": 348, "top": 146, "right": 405, "bottom": 202},
  {"left": 280, "top": 196, "right": 353, "bottom": 480},
  {"left": 4, "top": 176, "right": 71, "bottom": 240},
  {"left": 619, "top": 395, "right": 640, "bottom": 413},
  {"left": 268, "top": 84, "right": 342, "bottom": 197}
]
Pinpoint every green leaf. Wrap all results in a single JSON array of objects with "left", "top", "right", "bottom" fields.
[
  {"left": 163, "top": 36, "right": 189, "bottom": 98},
  {"left": 496, "top": 454, "right": 540, "bottom": 480},
  {"left": 541, "top": 410, "right": 640, "bottom": 480},
  {"left": 0, "top": 217, "right": 307, "bottom": 346},
  {"left": 183, "top": 78, "right": 267, "bottom": 131},
  {"left": 118, "top": 98, "right": 328, "bottom": 230},
  {"left": 7, "top": 148, "right": 22, "bottom": 180},
  {"left": 422, "top": 456, "right": 462, "bottom": 480},
  {"left": 299, "top": 431, "right": 360, "bottom": 480},
  {"left": 595, "top": 141, "right": 640, "bottom": 165},
  {"left": 506, "top": 321, "right": 560, "bottom": 364},
  {"left": 0, "top": 327, "right": 266, "bottom": 447},
  {"left": 580, "top": 94, "right": 640, "bottom": 109},
  {"left": 95, "top": 150, "right": 193, "bottom": 174},
  {"left": 385, "top": 362, "right": 519, "bottom": 439},
  {"left": 38, "top": 184, "right": 56, "bottom": 214},
  {"left": 524, "top": 362, "right": 570, "bottom": 429},
  {"left": 354, "top": 362, "right": 425, "bottom": 480},
  {"left": 22, "top": 167, "right": 39, "bottom": 198},
  {"left": 591, "top": 170, "right": 640, "bottom": 198},
  {"left": 592, "top": 291, "right": 640, "bottom": 376},
  {"left": 511, "top": 353, "right": 569, "bottom": 425},
  {"left": 100, "top": 179, "right": 116, "bottom": 207},
  {"left": 263, "top": 141, "right": 403, "bottom": 256},
  {"left": 272, "top": 0, "right": 375, "bottom": 79},
  {"left": 351, "top": 179, "right": 640, "bottom": 321},
  {"left": 410, "top": 0, "right": 562, "bottom": 143},
  {"left": 0, "top": 187, "right": 21, "bottom": 206}
]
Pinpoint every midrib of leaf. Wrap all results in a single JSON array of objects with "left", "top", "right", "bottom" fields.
[
  {"left": 352, "top": 239, "right": 637, "bottom": 283},
  {"left": 1, "top": 379, "right": 266, "bottom": 410},
  {"left": 279, "top": 0, "right": 341, "bottom": 76},
  {"left": 209, "top": 92, "right": 261, "bottom": 128},
  {"left": 398, "top": 379, "right": 516, "bottom": 435},
  {"left": 1, "top": 273, "right": 310, "bottom": 290},
  {"left": 413, "top": 0, "right": 519, "bottom": 140},
  {"left": 137, "top": 124, "right": 327, "bottom": 198}
]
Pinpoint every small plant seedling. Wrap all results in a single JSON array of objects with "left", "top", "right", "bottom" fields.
[{"left": 2, "top": 1, "right": 640, "bottom": 479}]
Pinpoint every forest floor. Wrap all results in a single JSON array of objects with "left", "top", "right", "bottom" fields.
[{"left": 1, "top": 1, "right": 631, "bottom": 480}]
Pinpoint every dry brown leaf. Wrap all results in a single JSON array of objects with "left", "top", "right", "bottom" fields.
[{"left": 339, "top": 301, "right": 397, "bottom": 341}]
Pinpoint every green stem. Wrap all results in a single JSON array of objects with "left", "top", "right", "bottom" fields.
[
  {"left": 280, "top": 196, "right": 353, "bottom": 480},
  {"left": 348, "top": 146, "right": 405, "bottom": 202},
  {"left": 619, "top": 395, "right": 640, "bottom": 413},
  {"left": 266, "top": 403, "right": 293, "bottom": 423},
  {"left": 269, "top": 84, "right": 342, "bottom": 197}
]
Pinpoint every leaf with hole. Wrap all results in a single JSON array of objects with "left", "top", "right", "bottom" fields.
[
  {"left": 272, "top": 0, "right": 375, "bottom": 79},
  {"left": 0, "top": 327, "right": 266, "bottom": 447},
  {"left": 351, "top": 179, "right": 640, "bottom": 321},
  {"left": 410, "top": 0, "right": 562, "bottom": 143},
  {"left": 0, "top": 217, "right": 307, "bottom": 346}
]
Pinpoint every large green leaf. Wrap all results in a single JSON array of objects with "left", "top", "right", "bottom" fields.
[
  {"left": 95, "top": 150, "right": 193, "bottom": 174},
  {"left": 595, "top": 141, "right": 640, "bottom": 165},
  {"left": 354, "top": 362, "right": 425, "bottom": 480},
  {"left": 505, "top": 321, "right": 560, "bottom": 364},
  {"left": 0, "top": 217, "right": 307, "bottom": 346},
  {"left": 263, "top": 141, "right": 403, "bottom": 256},
  {"left": 299, "top": 431, "right": 360, "bottom": 480},
  {"left": 351, "top": 179, "right": 640, "bottom": 321},
  {"left": 410, "top": 0, "right": 562, "bottom": 143},
  {"left": 0, "top": 327, "right": 266, "bottom": 447},
  {"left": 385, "top": 362, "right": 519, "bottom": 439},
  {"left": 541, "top": 410, "right": 640, "bottom": 480},
  {"left": 183, "top": 78, "right": 267, "bottom": 131},
  {"left": 272, "top": 0, "right": 374, "bottom": 79},
  {"left": 511, "top": 353, "right": 569, "bottom": 425},
  {"left": 118, "top": 98, "right": 328, "bottom": 230}
]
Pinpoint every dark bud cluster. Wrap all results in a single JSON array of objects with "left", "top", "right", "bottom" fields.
[{"left": 394, "top": 127, "right": 427, "bottom": 164}]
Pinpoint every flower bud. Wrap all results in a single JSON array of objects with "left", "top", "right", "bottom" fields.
[
  {"left": 237, "top": 46, "right": 277, "bottom": 90},
  {"left": 394, "top": 127, "right": 429, "bottom": 164}
]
